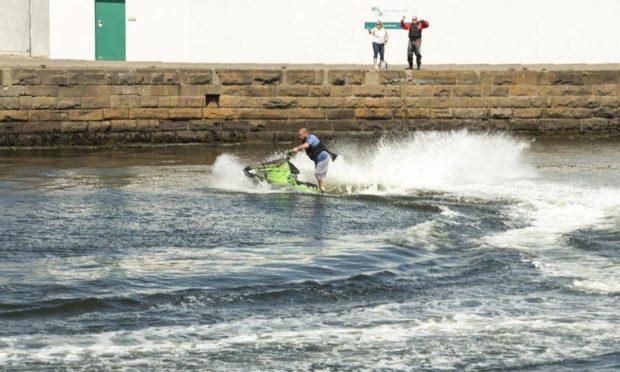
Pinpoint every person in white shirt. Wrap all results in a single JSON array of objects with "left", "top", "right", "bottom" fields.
[{"left": 367, "top": 20, "right": 388, "bottom": 70}]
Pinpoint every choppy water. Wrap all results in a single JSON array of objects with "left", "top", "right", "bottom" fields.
[{"left": 1, "top": 131, "right": 619, "bottom": 371}]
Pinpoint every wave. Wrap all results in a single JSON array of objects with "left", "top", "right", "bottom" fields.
[{"left": 207, "top": 130, "right": 536, "bottom": 195}]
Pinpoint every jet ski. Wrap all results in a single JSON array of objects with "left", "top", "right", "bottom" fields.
[{"left": 243, "top": 152, "right": 322, "bottom": 193}]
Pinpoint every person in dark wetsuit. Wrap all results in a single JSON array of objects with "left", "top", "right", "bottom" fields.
[
  {"left": 290, "top": 128, "right": 335, "bottom": 192},
  {"left": 400, "top": 16, "right": 429, "bottom": 70}
]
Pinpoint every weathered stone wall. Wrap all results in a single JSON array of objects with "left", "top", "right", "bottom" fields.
[{"left": 0, "top": 66, "right": 618, "bottom": 146}]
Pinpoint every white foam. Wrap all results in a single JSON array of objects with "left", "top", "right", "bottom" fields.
[{"left": 1, "top": 299, "right": 618, "bottom": 370}]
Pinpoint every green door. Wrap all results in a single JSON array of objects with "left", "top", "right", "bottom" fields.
[{"left": 95, "top": 0, "right": 126, "bottom": 60}]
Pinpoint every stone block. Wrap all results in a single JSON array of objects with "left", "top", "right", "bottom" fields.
[
  {"left": 56, "top": 97, "right": 80, "bottom": 109},
  {"left": 287, "top": 70, "right": 324, "bottom": 85},
  {"left": 179, "top": 70, "right": 213, "bottom": 85},
  {"left": 401, "top": 108, "right": 431, "bottom": 119},
  {"left": 169, "top": 108, "right": 202, "bottom": 119},
  {"left": 592, "top": 107, "right": 617, "bottom": 119},
  {"left": 498, "top": 97, "right": 534, "bottom": 108},
  {"left": 516, "top": 71, "right": 547, "bottom": 85},
  {"left": 379, "top": 70, "right": 407, "bottom": 84},
  {"left": 220, "top": 85, "right": 273, "bottom": 96},
  {"left": 203, "top": 108, "right": 236, "bottom": 120},
  {"left": 261, "top": 97, "right": 299, "bottom": 109},
  {"left": 328, "top": 70, "right": 365, "bottom": 85},
  {"left": 363, "top": 97, "right": 401, "bottom": 108},
  {"left": 513, "top": 108, "right": 543, "bottom": 118},
  {"left": 288, "top": 109, "right": 325, "bottom": 120},
  {"left": 135, "top": 120, "right": 159, "bottom": 131},
  {"left": 107, "top": 70, "right": 136, "bottom": 85},
  {"left": 179, "top": 96, "right": 205, "bottom": 107},
  {"left": 590, "top": 85, "right": 617, "bottom": 96},
  {"left": 326, "top": 109, "right": 355, "bottom": 120},
  {"left": 137, "top": 85, "right": 179, "bottom": 96},
  {"left": 319, "top": 97, "right": 346, "bottom": 108},
  {"left": 139, "top": 96, "right": 160, "bottom": 108},
  {"left": 110, "top": 95, "right": 140, "bottom": 108},
  {"left": 30, "top": 97, "right": 56, "bottom": 109},
  {"left": 149, "top": 132, "right": 177, "bottom": 143},
  {"left": 81, "top": 97, "right": 110, "bottom": 108},
  {"left": 581, "top": 118, "right": 612, "bottom": 131},
  {"left": 343, "top": 97, "right": 365, "bottom": 108},
  {"left": 332, "top": 119, "right": 363, "bottom": 131},
  {"left": 87, "top": 121, "right": 112, "bottom": 133},
  {"left": 456, "top": 71, "right": 481, "bottom": 85},
  {"left": 29, "top": 110, "right": 69, "bottom": 121},
  {"left": 430, "top": 108, "right": 453, "bottom": 119},
  {"left": 309, "top": 86, "right": 330, "bottom": 97},
  {"left": 452, "top": 108, "right": 488, "bottom": 119},
  {"left": 0, "top": 98, "right": 20, "bottom": 110},
  {"left": 78, "top": 70, "right": 109, "bottom": 85},
  {"left": 60, "top": 121, "right": 89, "bottom": 133},
  {"left": 179, "top": 84, "right": 220, "bottom": 96},
  {"left": 11, "top": 69, "right": 40, "bottom": 85},
  {"left": 134, "top": 69, "right": 175, "bottom": 85},
  {"left": 187, "top": 119, "right": 219, "bottom": 131},
  {"left": 490, "top": 108, "right": 512, "bottom": 119},
  {"left": 508, "top": 86, "right": 540, "bottom": 96},
  {"left": 0, "top": 86, "right": 26, "bottom": 97},
  {"left": 402, "top": 85, "right": 433, "bottom": 97},
  {"left": 58, "top": 85, "right": 112, "bottom": 97},
  {"left": 482, "top": 85, "right": 509, "bottom": 97},
  {"left": 481, "top": 71, "right": 517, "bottom": 85},
  {"left": 582, "top": 71, "right": 619, "bottom": 85},
  {"left": 129, "top": 108, "right": 169, "bottom": 119},
  {"left": 432, "top": 86, "right": 451, "bottom": 97},
  {"left": 353, "top": 85, "right": 385, "bottom": 97},
  {"left": 508, "top": 119, "right": 541, "bottom": 131},
  {"left": 103, "top": 108, "right": 129, "bottom": 120},
  {"left": 109, "top": 120, "right": 138, "bottom": 132},
  {"left": 218, "top": 120, "right": 249, "bottom": 131},
  {"left": 68, "top": 109, "right": 103, "bottom": 121},
  {"left": 159, "top": 120, "right": 188, "bottom": 131},
  {"left": 329, "top": 86, "right": 353, "bottom": 97},
  {"left": 297, "top": 97, "right": 320, "bottom": 108},
  {"left": 237, "top": 109, "right": 288, "bottom": 120},
  {"left": 354, "top": 108, "right": 392, "bottom": 120},
  {"left": 158, "top": 96, "right": 180, "bottom": 107},
  {"left": 452, "top": 86, "right": 481, "bottom": 97},
  {"left": 0, "top": 110, "right": 28, "bottom": 122},
  {"left": 547, "top": 71, "right": 584, "bottom": 85},
  {"left": 546, "top": 108, "right": 592, "bottom": 119},
  {"left": 277, "top": 85, "right": 309, "bottom": 96},
  {"left": 25, "top": 85, "right": 59, "bottom": 97},
  {"left": 253, "top": 70, "right": 282, "bottom": 85},
  {"left": 411, "top": 70, "right": 457, "bottom": 85},
  {"left": 19, "top": 122, "right": 61, "bottom": 134}
]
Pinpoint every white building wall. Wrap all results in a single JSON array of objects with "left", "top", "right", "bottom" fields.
[
  {"left": 48, "top": 0, "right": 620, "bottom": 64},
  {"left": 0, "top": 0, "right": 33, "bottom": 54},
  {"left": 49, "top": 0, "right": 94, "bottom": 60}
]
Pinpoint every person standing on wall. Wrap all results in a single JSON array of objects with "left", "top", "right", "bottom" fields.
[
  {"left": 400, "top": 16, "right": 429, "bottom": 70},
  {"left": 367, "top": 20, "right": 389, "bottom": 70}
]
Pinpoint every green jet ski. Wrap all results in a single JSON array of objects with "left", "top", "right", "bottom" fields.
[{"left": 243, "top": 153, "right": 322, "bottom": 193}]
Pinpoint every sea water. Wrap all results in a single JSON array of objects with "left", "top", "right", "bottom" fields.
[{"left": 0, "top": 131, "right": 619, "bottom": 370}]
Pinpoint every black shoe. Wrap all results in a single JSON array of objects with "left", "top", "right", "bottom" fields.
[
  {"left": 405, "top": 67, "right": 413, "bottom": 70},
  {"left": 417, "top": 64, "right": 421, "bottom": 70}
]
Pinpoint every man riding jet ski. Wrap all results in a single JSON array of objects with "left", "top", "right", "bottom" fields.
[{"left": 243, "top": 128, "right": 337, "bottom": 193}]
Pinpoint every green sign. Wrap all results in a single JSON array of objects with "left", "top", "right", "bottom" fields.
[{"left": 364, "top": 22, "right": 401, "bottom": 30}]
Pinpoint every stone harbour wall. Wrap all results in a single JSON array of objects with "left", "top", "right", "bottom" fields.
[{"left": 0, "top": 65, "right": 619, "bottom": 146}]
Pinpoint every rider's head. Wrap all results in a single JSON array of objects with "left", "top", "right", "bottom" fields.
[{"left": 298, "top": 127, "right": 309, "bottom": 140}]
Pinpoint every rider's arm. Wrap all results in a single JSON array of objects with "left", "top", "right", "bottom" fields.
[{"left": 292, "top": 142, "right": 310, "bottom": 152}]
